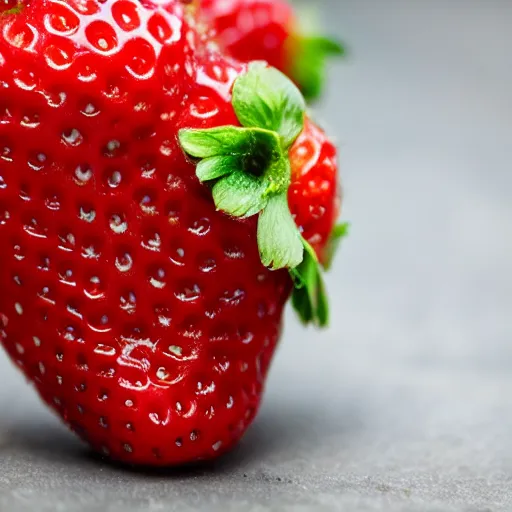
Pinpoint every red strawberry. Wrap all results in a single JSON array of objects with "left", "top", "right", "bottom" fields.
[
  {"left": 0, "top": 0, "right": 344, "bottom": 466},
  {"left": 199, "top": 0, "right": 344, "bottom": 101},
  {"left": 289, "top": 117, "right": 341, "bottom": 264}
]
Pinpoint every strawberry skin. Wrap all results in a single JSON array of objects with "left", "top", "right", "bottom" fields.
[
  {"left": 200, "top": 0, "right": 292, "bottom": 79},
  {"left": 199, "top": 0, "right": 344, "bottom": 101},
  {"left": 289, "top": 118, "right": 340, "bottom": 264},
  {"left": 0, "top": 0, "right": 342, "bottom": 466}
]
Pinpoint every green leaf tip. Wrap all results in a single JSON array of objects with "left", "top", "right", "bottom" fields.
[
  {"left": 290, "top": 240, "right": 329, "bottom": 327},
  {"left": 179, "top": 63, "right": 333, "bottom": 327},
  {"left": 289, "top": 35, "right": 346, "bottom": 102},
  {"left": 323, "top": 222, "right": 350, "bottom": 271},
  {"left": 258, "top": 194, "right": 304, "bottom": 270}
]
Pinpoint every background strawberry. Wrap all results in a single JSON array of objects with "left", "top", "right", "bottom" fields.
[
  {"left": 199, "top": 0, "right": 344, "bottom": 101},
  {"left": 0, "top": 0, "right": 343, "bottom": 466}
]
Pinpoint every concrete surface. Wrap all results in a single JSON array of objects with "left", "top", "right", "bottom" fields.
[{"left": 1, "top": 1, "right": 512, "bottom": 511}]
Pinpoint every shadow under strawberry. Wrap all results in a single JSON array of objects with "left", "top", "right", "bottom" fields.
[{"left": 3, "top": 396, "right": 361, "bottom": 478}]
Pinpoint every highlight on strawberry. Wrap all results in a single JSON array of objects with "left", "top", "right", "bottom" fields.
[
  {"left": 0, "top": 0, "right": 347, "bottom": 466},
  {"left": 199, "top": 0, "right": 345, "bottom": 101}
]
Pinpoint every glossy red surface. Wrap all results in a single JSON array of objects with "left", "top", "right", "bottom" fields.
[
  {"left": 0, "top": 0, "right": 339, "bottom": 466},
  {"left": 199, "top": 0, "right": 294, "bottom": 77},
  {"left": 289, "top": 118, "right": 340, "bottom": 263}
]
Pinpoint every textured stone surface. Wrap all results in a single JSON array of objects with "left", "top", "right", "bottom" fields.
[{"left": 1, "top": 1, "right": 511, "bottom": 510}]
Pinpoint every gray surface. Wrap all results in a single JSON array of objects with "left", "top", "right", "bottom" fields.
[{"left": 1, "top": 1, "right": 512, "bottom": 511}]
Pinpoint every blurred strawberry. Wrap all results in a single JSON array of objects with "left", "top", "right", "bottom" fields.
[{"left": 199, "top": 0, "right": 344, "bottom": 101}]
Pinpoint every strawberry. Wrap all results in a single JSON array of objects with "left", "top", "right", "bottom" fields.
[
  {"left": 289, "top": 117, "right": 342, "bottom": 265},
  {"left": 0, "top": 0, "right": 344, "bottom": 466},
  {"left": 199, "top": 0, "right": 344, "bottom": 101}
]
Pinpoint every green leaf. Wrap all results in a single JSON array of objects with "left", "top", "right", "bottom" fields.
[
  {"left": 258, "top": 194, "right": 304, "bottom": 270},
  {"left": 291, "top": 35, "right": 346, "bottom": 102},
  {"left": 196, "top": 155, "right": 241, "bottom": 182},
  {"left": 233, "top": 62, "right": 306, "bottom": 148},
  {"left": 291, "top": 286, "right": 313, "bottom": 325},
  {"left": 315, "top": 273, "right": 329, "bottom": 326},
  {"left": 178, "top": 127, "right": 255, "bottom": 159},
  {"left": 303, "top": 36, "right": 345, "bottom": 57},
  {"left": 213, "top": 171, "right": 269, "bottom": 218},
  {"left": 323, "top": 222, "right": 349, "bottom": 271},
  {"left": 290, "top": 240, "right": 329, "bottom": 327},
  {"left": 262, "top": 156, "right": 292, "bottom": 198}
]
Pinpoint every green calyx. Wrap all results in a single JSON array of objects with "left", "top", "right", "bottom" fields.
[
  {"left": 289, "top": 35, "right": 345, "bottom": 102},
  {"left": 179, "top": 62, "right": 333, "bottom": 327}
]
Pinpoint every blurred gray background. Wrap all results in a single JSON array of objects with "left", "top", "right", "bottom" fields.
[{"left": 1, "top": 1, "right": 511, "bottom": 511}]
